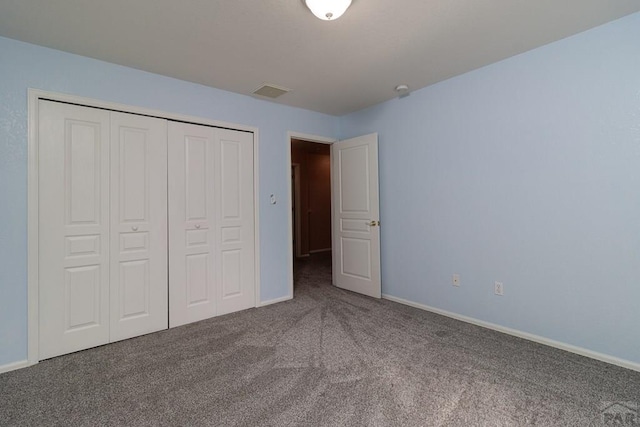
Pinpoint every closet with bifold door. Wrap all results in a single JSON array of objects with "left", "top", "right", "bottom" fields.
[{"left": 37, "top": 99, "right": 256, "bottom": 360}]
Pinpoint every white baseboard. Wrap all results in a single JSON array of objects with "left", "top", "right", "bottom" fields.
[
  {"left": 257, "top": 294, "right": 293, "bottom": 308},
  {"left": 382, "top": 294, "right": 640, "bottom": 373},
  {"left": 309, "top": 248, "right": 331, "bottom": 254},
  {"left": 0, "top": 359, "right": 34, "bottom": 374}
]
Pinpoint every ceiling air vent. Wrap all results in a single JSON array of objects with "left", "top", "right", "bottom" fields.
[{"left": 252, "top": 84, "right": 290, "bottom": 99}]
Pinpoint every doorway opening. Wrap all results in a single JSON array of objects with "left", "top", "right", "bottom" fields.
[{"left": 290, "top": 138, "right": 333, "bottom": 293}]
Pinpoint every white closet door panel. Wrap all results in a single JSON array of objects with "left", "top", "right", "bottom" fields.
[
  {"left": 110, "top": 112, "right": 168, "bottom": 341},
  {"left": 38, "top": 100, "right": 110, "bottom": 359},
  {"left": 215, "top": 128, "right": 255, "bottom": 315},
  {"left": 168, "top": 122, "right": 217, "bottom": 327}
]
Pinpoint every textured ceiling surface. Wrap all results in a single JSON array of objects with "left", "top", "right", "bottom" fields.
[{"left": 1, "top": 0, "right": 639, "bottom": 115}]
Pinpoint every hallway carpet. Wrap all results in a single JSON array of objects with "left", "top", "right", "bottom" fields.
[{"left": 1, "top": 253, "right": 639, "bottom": 426}]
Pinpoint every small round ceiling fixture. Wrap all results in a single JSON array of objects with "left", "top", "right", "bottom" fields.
[
  {"left": 305, "top": 0, "right": 352, "bottom": 21},
  {"left": 395, "top": 84, "right": 410, "bottom": 93}
]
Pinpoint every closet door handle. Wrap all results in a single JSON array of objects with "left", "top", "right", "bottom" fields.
[
  {"left": 195, "top": 224, "right": 201, "bottom": 229},
  {"left": 131, "top": 226, "right": 138, "bottom": 231}
]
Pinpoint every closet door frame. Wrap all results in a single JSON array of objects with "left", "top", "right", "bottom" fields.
[{"left": 27, "top": 89, "right": 261, "bottom": 365}]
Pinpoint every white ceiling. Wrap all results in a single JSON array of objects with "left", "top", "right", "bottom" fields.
[{"left": 1, "top": 1, "right": 639, "bottom": 116}]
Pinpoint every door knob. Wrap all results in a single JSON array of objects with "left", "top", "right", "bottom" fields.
[
  {"left": 131, "top": 226, "right": 138, "bottom": 231},
  {"left": 195, "top": 224, "right": 201, "bottom": 229}
]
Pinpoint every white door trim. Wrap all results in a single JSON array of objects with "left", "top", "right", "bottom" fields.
[
  {"left": 27, "top": 89, "right": 261, "bottom": 365},
  {"left": 286, "top": 132, "right": 337, "bottom": 300}
]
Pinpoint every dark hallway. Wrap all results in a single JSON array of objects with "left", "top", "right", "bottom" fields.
[{"left": 293, "top": 252, "right": 332, "bottom": 294}]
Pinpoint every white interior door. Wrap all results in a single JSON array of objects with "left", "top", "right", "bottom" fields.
[
  {"left": 331, "top": 133, "right": 381, "bottom": 298},
  {"left": 38, "top": 100, "right": 111, "bottom": 359},
  {"left": 215, "top": 128, "right": 255, "bottom": 316},
  {"left": 168, "top": 122, "right": 217, "bottom": 327},
  {"left": 109, "top": 112, "right": 168, "bottom": 341}
]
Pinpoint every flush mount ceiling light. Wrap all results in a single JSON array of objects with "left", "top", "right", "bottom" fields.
[{"left": 305, "top": 0, "right": 352, "bottom": 20}]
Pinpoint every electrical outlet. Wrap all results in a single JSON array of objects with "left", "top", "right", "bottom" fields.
[
  {"left": 494, "top": 281, "right": 504, "bottom": 296},
  {"left": 452, "top": 274, "right": 460, "bottom": 287}
]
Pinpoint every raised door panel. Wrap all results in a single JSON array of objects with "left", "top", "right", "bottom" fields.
[
  {"left": 168, "top": 122, "right": 217, "bottom": 327},
  {"left": 110, "top": 112, "right": 168, "bottom": 341},
  {"left": 339, "top": 145, "right": 370, "bottom": 214},
  {"left": 185, "top": 253, "right": 210, "bottom": 306},
  {"left": 186, "top": 139, "right": 208, "bottom": 221},
  {"left": 215, "top": 129, "right": 255, "bottom": 315},
  {"left": 38, "top": 100, "right": 110, "bottom": 359}
]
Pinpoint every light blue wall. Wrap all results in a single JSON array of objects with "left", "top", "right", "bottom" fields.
[
  {"left": 341, "top": 12, "right": 640, "bottom": 364},
  {"left": 0, "top": 36, "right": 339, "bottom": 365}
]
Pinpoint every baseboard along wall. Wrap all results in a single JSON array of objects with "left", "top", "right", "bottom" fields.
[
  {"left": 382, "top": 294, "right": 640, "bottom": 373},
  {"left": 0, "top": 360, "right": 33, "bottom": 375},
  {"left": 309, "top": 248, "right": 332, "bottom": 254},
  {"left": 258, "top": 294, "right": 293, "bottom": 308}
]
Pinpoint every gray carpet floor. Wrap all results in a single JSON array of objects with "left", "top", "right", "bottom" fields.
[{"left": 1, "top": 252, "right": 639, "bottom": 426}]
